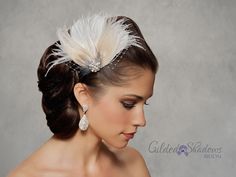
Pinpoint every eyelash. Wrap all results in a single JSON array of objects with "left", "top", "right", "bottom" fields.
[
  {"left": 145, "top": 101, "right": 149, "bottom": 106},
  {"left": 121, "top": 101, "right": 149, "bottom": 110},
  {"left": 122, "top": 102, "right": 136, "bottom": 109}
]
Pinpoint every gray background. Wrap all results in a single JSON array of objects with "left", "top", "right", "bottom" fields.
[{"left": 0, "top": 0, "right": 235, "bottom": 177}]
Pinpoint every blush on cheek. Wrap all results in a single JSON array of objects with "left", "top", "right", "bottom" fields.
[{"left": 98, "top": 100, "right": 128, "bottom": 126}]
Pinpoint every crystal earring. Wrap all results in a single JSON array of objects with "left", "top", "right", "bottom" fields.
[{"left": 79, "top": 105, "right": 89, "bottom": 131}]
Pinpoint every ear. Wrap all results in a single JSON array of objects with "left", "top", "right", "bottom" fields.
[{"left": 73, "top": 83, "right": 90, "bottom": 106}]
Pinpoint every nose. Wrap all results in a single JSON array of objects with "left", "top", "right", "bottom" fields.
[{"left": 132, "top": 107, "right": 146, "bottom": 127}]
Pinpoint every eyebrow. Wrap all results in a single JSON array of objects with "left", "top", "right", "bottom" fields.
[{"left": 123, "top": 93, "right": 153, "bottom": 100}]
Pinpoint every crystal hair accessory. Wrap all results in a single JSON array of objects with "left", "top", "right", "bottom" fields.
[{"left": 44, "top": 14, "right": 144, "bottom": 77}]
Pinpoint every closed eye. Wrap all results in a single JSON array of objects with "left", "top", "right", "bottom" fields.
[{"left": 121, "top": 101, "right": 136, "bottom": 110}]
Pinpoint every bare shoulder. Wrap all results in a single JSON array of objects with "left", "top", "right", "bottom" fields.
[
  {"left": 113, "top": 146, "right": 151, "bottom": 177},
  {"left": 7, "top": 143, "right": 50, "bottom": 177},
  {"left": 7, "top": 168, "right": 26, "bottom": 177},
  {"left": 7, "top": 159, "right": 35, "bottom": 177}
]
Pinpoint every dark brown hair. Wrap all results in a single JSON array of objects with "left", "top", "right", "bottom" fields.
[{"left": 37, "top": 16, "right": 158, "bottom": 139}]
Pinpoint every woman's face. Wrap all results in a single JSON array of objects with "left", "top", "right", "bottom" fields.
[{"left": 87, "top": 68, "right": 155, "bottom": 149}]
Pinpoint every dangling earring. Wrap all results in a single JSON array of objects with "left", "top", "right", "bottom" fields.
[{"left": 79, "top": 105, "right": 89, "bottom": 131}]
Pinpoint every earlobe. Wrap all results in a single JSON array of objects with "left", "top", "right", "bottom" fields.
[{"left": 73, "top": 83, "right": 89, "bottom": 105}]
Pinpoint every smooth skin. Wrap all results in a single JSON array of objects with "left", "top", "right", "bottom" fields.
[{"left": 8, "top": 68, "right": 155, "bottom": 177}]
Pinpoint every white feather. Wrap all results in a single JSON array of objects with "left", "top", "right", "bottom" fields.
[{"left": 45, "top": 14, "right": 144, "bottom": 76}]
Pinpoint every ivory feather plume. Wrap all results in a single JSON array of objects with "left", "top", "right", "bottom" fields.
[{"left": 45, "top": 14, "right": 144, "bottom": 76}]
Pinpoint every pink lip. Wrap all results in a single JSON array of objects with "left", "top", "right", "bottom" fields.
[{"left": 123, "top": 132, "right": 136, "bottom": 140}]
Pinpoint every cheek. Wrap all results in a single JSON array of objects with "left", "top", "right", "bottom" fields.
[
  {"left": 101, "top": 100, "right": 128, "bottom": 124},
  {"left": 90, "top": 99, "right": 129, "bottom": 131}
]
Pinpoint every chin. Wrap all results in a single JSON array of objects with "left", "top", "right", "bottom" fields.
[
  {"left": 114, "top": 143, "right": 128, "bottom": 149},
  {"left": 103, "top": 140, "right": 128, "bottom": 150}
]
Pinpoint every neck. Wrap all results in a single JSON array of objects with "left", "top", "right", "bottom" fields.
[{"left": 50, "top": 129, "right": 104, "bottom": 167}]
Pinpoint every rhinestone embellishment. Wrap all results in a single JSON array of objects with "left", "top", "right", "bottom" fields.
[{"left": 88, "top": 60, "right": 101, "bottom": 72}]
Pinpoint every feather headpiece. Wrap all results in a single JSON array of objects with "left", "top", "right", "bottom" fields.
[{"left": 45, "top": 14, "right": 144, "bottom": 77}]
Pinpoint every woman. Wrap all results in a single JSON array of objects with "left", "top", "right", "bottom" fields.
[{"left": 8, "top": 14, "right": 158, "bottom": 177}]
